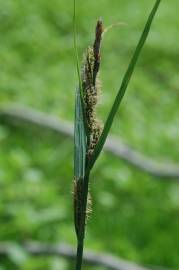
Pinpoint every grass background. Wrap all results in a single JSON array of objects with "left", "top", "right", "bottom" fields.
[{"left": 0, "top": 0, "right": 179, "bottom": 269}]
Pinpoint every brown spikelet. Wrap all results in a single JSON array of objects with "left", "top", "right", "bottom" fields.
[
  {"left": 93, "top": 19, "right": 103, "bottom": 86},
  {"left": 81, "top": 19, "right": 104, "bottom": 160},
  {"left": 74, "top": 19, "right": 104, "bottom": 240}
]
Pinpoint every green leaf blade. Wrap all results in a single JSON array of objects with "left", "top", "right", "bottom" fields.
[
  {"left": 88, "top": 0, "right": 162, "bottom": 171},
  {"left": 74, "top": 86, "right": 86, "bottom": 179}
]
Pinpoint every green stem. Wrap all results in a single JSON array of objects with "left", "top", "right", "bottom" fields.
[
  {"left": 75, "top": 173, "right": 90, "bottom": 270},
  {"left": 75, "top": 240, "right": 84, "bottom": 270}
]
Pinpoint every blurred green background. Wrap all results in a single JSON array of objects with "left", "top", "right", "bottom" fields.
[{"left": 0, "top": 0, "right": 179, "bottom": 269}]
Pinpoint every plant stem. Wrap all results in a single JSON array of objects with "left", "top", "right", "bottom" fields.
[
  {"left": 75, "top": 240, "right": 84, "bottom": 270},
  {"left": 75, "top": 173, "right": 90, "bottom": 270}
]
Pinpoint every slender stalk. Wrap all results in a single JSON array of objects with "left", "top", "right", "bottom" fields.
[
  {"left": 75, "top": 241, "right": 84, "bottom": 270},
  {"left": 75, "top": 173, "right": 90, "bottom": 270},
  {"left": 73, "top": 0, "right": 82, "bottom": 95}
]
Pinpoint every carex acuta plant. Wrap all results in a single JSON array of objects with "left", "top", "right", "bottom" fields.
[{"left": 73, "top": 1, "right": 161, "bottom": 269}]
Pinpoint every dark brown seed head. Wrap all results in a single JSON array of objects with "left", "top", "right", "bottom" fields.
[{"left": 93, "top": 19, "right": 103, "bottom": 86}]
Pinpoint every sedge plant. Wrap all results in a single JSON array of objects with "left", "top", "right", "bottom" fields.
[{"left": 73, "top": 1, "right": 162, "bottom": 269}]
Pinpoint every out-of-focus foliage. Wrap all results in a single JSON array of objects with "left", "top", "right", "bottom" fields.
[{"left": 0, "top": 0, "right": 179, "bottom": 269}]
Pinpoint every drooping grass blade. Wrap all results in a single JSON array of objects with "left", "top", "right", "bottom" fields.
[{"left": 88, "top": 0, "right": 161, "bottom": 171}]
